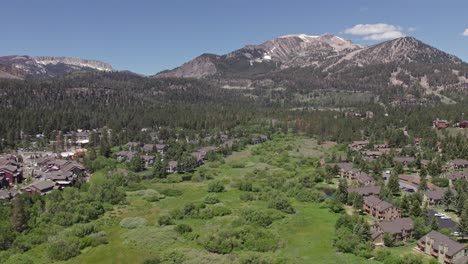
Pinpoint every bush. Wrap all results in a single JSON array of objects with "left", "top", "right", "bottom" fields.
[
  {"left": 4, "top": 254, "right": 35, "bottom": 264},
  {"left": 174, "top": 224, "right": 193, "bottom": 235},
  {"left": 71, "top": 223, "right": 98, "bottom": 238},
  {"left": 143, "top": 256, "right": 162, "bottom": 264},
  {"left": 207, "top": 181, "right": 225, "bottom": 192},
  {"left": 240, "top": 193, "right": 256, "bottom": 201},
  {"left": 204, "top": 194, "right": 220, "bottom": 204},
  {"left": 167, "top": 174, "right": 183, "bottom": 183},
  {"left": 158, "top": 215, "right": 175, "bottom": 226},
  {"left": 47, "top": 235, "right": 81, "bottom": 261},
  {"left": 160, "top": 188, "right": 183, "bottom": 197},
  {"left": 212, "top": 205, "right": 232, "bottom": 217},
  {"left": 199, "top": 226, "right": 278, "bottom": 254},
  {"left": 240, "top": 209, "right": 273, "bottom": 227},
  {"left": 120, "top": 217, "right": 148, "bottom": 229},
  {"left": 238, "top": 181, "right": 253, "bottom": 191},
  {"left": 268, "top": 197, "right": 295, "bottom": 214},
  {"left": 162, "top": 250, "right": 186, "bottom": 264}
]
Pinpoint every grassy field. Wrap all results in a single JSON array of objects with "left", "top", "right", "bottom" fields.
[{"left": 23, "top": 136, "right": 386, "bottom": 263}]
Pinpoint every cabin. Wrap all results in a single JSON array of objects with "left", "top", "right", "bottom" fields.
[
  {"left": 364, "top": 195, "right": 401, "bottom": 220},
  {"left": 424, "top": 190, "right": 448, "bottom": 206},
  {"left": 116, "top": 151, "right": 135, "bottom": 162},
  {"left": 446, "top": 172, "right": 468, "bottom": 187},
  {"left": 433, "top": 119, "right": 450, "bottom": 130},
  {"left": 141, "top": 155, "right": 155, "bottom": 167},
  {"left": 24, "top": 180, "right": 57, "bottom": 195},
  {"left": 371, "top": 218, "right": 414, "bottom": 245},
  {"left": 166, "top": 161, "right": 178, "bottom": 173},
  {"left": 448, "top": 159, "right": 468, "bottom": 170},
  {"left": 348, "top": 186, "right": 381, "bottom": 197},
  {"left": 417, "top": 230, "right": 467, "bottom": 264}
]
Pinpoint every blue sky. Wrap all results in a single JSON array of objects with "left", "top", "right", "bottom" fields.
[{"left": 1, "top": 0, "right": 467, "bottom": 75}]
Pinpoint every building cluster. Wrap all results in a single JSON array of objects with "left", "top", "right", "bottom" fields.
[{"left": 433, "top": 118, "right": 468, "bottom": 130}]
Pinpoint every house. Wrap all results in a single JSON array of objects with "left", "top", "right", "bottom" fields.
[
  {"left": 398, "top": 174, "right": 437, "bottom": 192},
  {"left": 24, "top": 180, "right": 57, "bottom": 195},
  {"left": 141, "top": 155, "right": 155, "bottom": 167},
  {"left": 126, "top": 142, "right": 141, "bottom": 151},
  {"left": 448, "top": 159, "right": 468, "bottom": 170},
  {"left": 371, "top": 218, "right": 414, "bottom": 245},
  {"left": 0, "top": 159, "right": 23, "bottom": 186},
  {"left": 363, "top": 150, "right": 384, "bottom": 160},
  {"left": 332, "top": 163, "right": 354, "bottom": 178},
  {"left": 348, "top": 186, "right": 381, "bottom": 197},
  {"left": 348, "top": 140, "right": 370, "bottom": 151},
  {"left": 446, "top": 172, "right": 468, "bottom": 187},
  {"left": 191, "top": 152, "right": 204, "bottom": 166},
  {"left": 417, "top": 230, "right": 467, "bottom": 264},
  {"left": 0, "top": 190, "right": 17, "bottom": 200},
  {"left": 394, "top": 157, "right": 416, "bottom": 166},
  {"left": 456, "top": 120, "right": 468, "bottom": 128},
  {"left": 142, "top": 144, "right": 168, "bottom": 154},
  {"left": 166, "top": 161, "right": 178, "bottom": 173},
  {"left": 116, "top": 151, "right": 135, "bottom": 162},
  {"left": 424, "top": 190, "right": 448, "bottom": 206},
  {"left": 433, "top": 119, "right": 450, "bottom": 130},
  {"left": 354, "top": 172, "right": 376, "bottom": 186},
  {"left": 364, "top": 195, "right": 401, "bottom": 220}
]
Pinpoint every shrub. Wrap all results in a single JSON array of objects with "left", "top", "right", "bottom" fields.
[
  {"left": 174, "top": 224, "right": 193, "bottom": 235},
  {"left": 158, "top": 215, "right": 175, "bottom": 226},
  {"left": 162, "top": 250, "right": 186, "bottom": 264},
  {"left": 204, "top": 194, "right": 220, "bottom": 204},
  {"left": 238, "top": 181, "right": 253, "bottom": 191},
  {"left": 160, "top": 188, "right": 183, "bottom": 197},
  {"left": 4, "top": 254, "right": 35, "bottom": 264},
  {"left": 241, "top": 209, "right": 273, "bottom": 227},
  {"left": 169, "top": 208, "right": 184, "bottom": 220},
  {"left": 71, "top": 223, "right": 98, "bottom": 238},
  {"left": 268, "top": 197, "right": 295, "bottom": 214},
  {"left": 47, "top": 235, "right": 81, "bottom": 261},
  {"left": 240, "top": 193, "right": 256, "bottom": 201},
  {"left": 212, "top": 205, "right": 232, "bottom": 217},
  {"left": 167, "top": 174, "right": 183, "bottom": 183},
  {"left": 120, "top": 217, "right": 148, "bottom": 229},
  {"left": 207, "top": 181, "right": 225, "bottom": 192},
  {"left": 143, "top": 256, "right": 162, "bottom": 264}
]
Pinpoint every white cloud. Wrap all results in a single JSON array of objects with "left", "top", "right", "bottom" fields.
[
  {"left": 408, "top": 27, "right": 417, "bottom": 32},
  {"left": 463, "top": 28, "right": 468, "bottom": 36},
  {"left": 363, "top": 30, "right": 405, "bottom": 40},
  {"left": 344, "top": 23, "right": 405, "bottom": 41}
]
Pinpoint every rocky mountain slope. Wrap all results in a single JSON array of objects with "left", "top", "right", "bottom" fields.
[
  {"left": 153, "top": 35, "right": 468, "bottom": 95},
  {"left": 153, "top": 34, "right": 361, "bottom": 78},
  {"left": 0, "top": 56, "right": 113, "bottom": 79}
]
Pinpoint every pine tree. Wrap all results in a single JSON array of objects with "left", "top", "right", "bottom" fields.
[
  {"left": 430, "top": 217, "right": 439, "bottom": 231},
  {"left": 336, "top": 179, "right": 348, "bottom": 204},
  {"left": 401, "top": 195, "right": 410, "bottom": 217},
  {"left": 443, "top": 189, "right": 454, "bottom": 211},
  {"left": 387, "top": 172, "right": 400, "bottom": 196},
  {"left": 458, "top": 201, "right": 468, "bottom": 240},
  {"left": 11, "top": 197, "right": 27, "bottom": 232}
]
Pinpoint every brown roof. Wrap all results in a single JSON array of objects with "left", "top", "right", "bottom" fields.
[
  {"left": 348, "top": 186, "right": 381, "bottom": 196},
  {"left": 364, "top": 195, "right": 396, "bottom": 212},
  {"left": 449, "top": 159, "right": 468, "bottom": 166},
  {"left": 333, "top": 162, "right": 353, "bottom": 171},
  {"left": 424, "top": 190, "right": 446, "bottom": 201},
  {"left": 376, "top": 218, "right": 414, "bottom": 234},
  {"left": 28, "top": 180, "right": 56, "bottom": 192},
  {"left": 394, "top": 157, "right": 416, "bottom": 163},
  {"left": 447, "top": 172, "right": 468, "bottom": 180},
  {"left": 418, "top": 230, "right": 466, "bottom": 257},
  {"left": 355, "top": 172, "right": 374, "bottom": 183}
]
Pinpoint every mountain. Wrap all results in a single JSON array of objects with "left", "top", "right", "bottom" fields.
[
  {"left": 153, "top": 34, "right": 361, "bottom": 78},
  {"left": 152, "top": 35, "right": 468, "bottom": 95},
  {"left": 0, "top": 55, "right": 113, "bottom": 79}
]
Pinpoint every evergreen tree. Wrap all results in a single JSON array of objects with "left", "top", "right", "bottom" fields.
[
  {"left": 443, "top": 189, "right": 454, "bottom": 211},
  {"left": 11, "top": 197, "right": 27, "bottom": 232},
  {"left": 458, "top": 201, "right": 468, "bottom": 240},
  {"left": 152, "top": 159, "right": 166, "bottom": 179},
  {"left": 401, "top": 195, "right": 411, "bottom": 217},
  {"left": 336, "top": 179, "right": 348, "bottom": 204},
  {"left": 430, "top": 217, "right": 439, "bottom": 231},
  {"left": 387, "top": 172, "right": 400, "bottom": 196}
]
